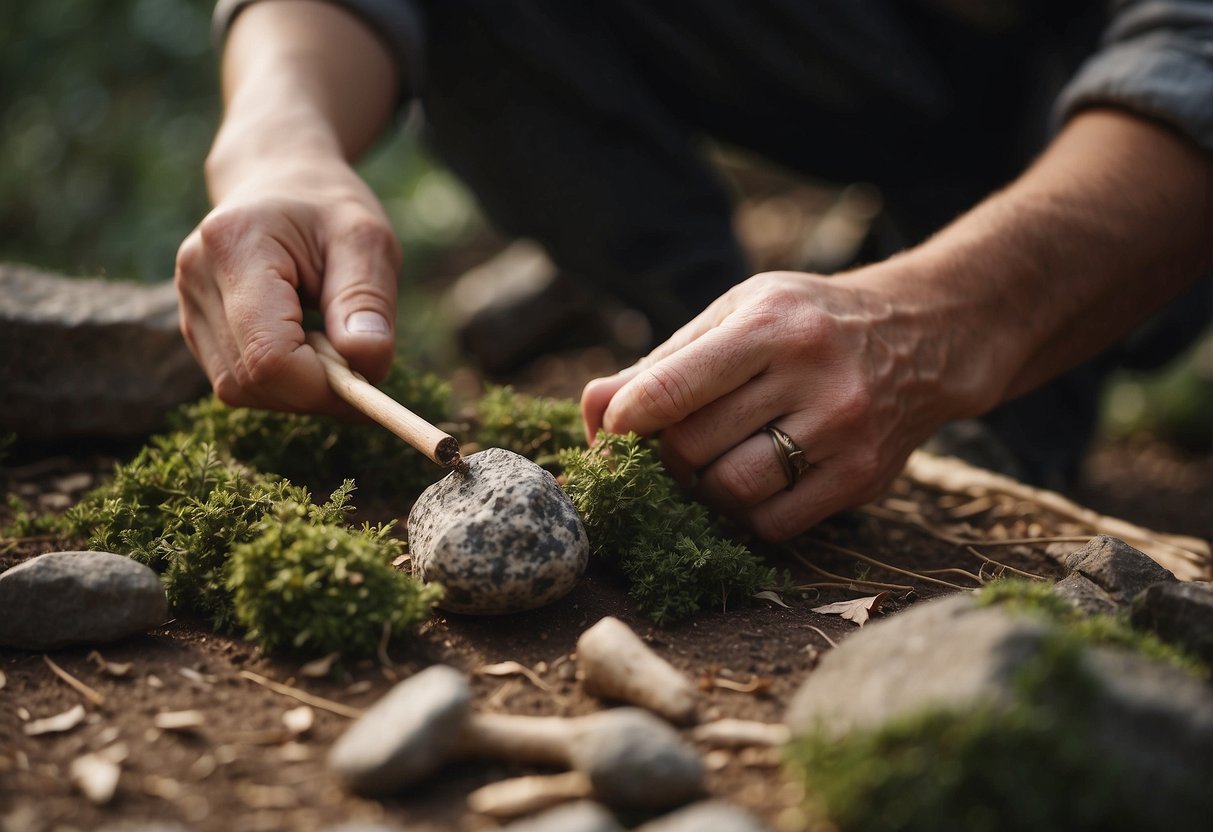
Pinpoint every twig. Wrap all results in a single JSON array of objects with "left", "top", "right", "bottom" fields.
[
  {"left": 44, "top": 655, "right": 105, "bottom": 706},
  {"left": 789, "top": 552, "right": 912, "bottom": 592},
  {"left": 804, "top": 624, "right": 838, "bottom": 649},
  {"left": 809, "top": 537, "right": 971, "bottom": 591},
  {"left": 965, "top": 546, "right": 1047, "bottom": 581},
  {"left": 239, "top": 670, "right": 363, "bottom": 719},
  {"left": 919, "top": 567, "right": 985, "bottom": 585}
]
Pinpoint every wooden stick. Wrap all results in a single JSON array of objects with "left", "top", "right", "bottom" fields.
[
  {"left": 306, "top": 332, "right": 461, "bottom": 468},
  {"left": 903, "top": 450, "right": 1210, "bottom": 580},
  {"left": 44, "top": 655, "right": 105, "bottom": 706},
  {"left": 239, "top": 670, "right": 363, "bottom": 719}
]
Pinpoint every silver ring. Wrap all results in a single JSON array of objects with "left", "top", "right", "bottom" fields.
[{"left": 762, "top": 424, "right": 810, "bottom": 491}]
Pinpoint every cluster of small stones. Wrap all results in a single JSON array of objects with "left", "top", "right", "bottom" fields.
[{"left": 327, "top": 618, "right": 774, "bottom": 830}]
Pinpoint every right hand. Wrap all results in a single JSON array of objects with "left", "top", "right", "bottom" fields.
[{"left": 175, "top": 154, "right": 401, "bottom": 414}]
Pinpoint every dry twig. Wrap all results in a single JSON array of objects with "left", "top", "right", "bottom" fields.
[
  {"left": 239, "top": 670, "right": 363, "bottom": 719},
  {"left": 44, "top": 655, "right": 104, "bottom": 706}
]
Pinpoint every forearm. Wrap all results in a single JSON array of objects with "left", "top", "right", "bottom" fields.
[
  {"left": 875, "top": 109, "right": 1212, "bottom": 413},
  {"left": 206, "top": 0, "right": 398, "bottom": 201}
]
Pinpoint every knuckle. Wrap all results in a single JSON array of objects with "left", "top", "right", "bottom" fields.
[
  {"left": 239, "top": 332, "right": 292, "bottom": 388},
  {"left": 635, "top": 364, "right": 696, "bottom": 423},
  {"left": 338, "top": 213, "right": 402, "bottom": 266},
  {"left": 197, "top": 206, "right": 250, "bottom": 253},
  {"left": 174, "top": 231, "right": 206, "bottom": 282},
  {"left": 211, "top": 371, "right": 244, "bottom": 407},
  {"left": 713, "top": 454, "right": 768, "bottom": 506}
]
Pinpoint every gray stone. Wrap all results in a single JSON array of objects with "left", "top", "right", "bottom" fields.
[
  {"left": 786, "top": 593, "right": 1213, "bottom": 824},
  {"left": 1052, "top": 572, "right": 1119, "bottom": 616},
  {"left": 634, "top": 800, "right": 771, "bottom": 832},
  {"left": 408, "top": 448, "right": 589, "bottom": 614},
  {"left": 0, "top": 551, "right": 167, "bottom": 650},
  {"left": 1063, "top": 535, "right": 1175, "bottom": 604},
  {"left": 787, "top": 594, "right": 1049, "bottom": 737},
  {"left": 500, "top": 801, "right": 623, "bottom": 832},
  {"left": 0, "top": 264, "right": 208, "bottom": 439},
  {"left": 570, "top": 708, "right": 704, "bottom": 810},
  {"left": 328, "top": 665, "right": 471, "bottom": 795},
  {"left": 1132, "top": 581, "right": 1213, "bottom": 664}
]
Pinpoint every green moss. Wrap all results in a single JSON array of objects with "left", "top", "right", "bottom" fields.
[
  {"left": 560, "top": 432, "right": 781, "bottom": 623},
  {"left": 473, "top": 384, "right": 586, "bottom": 470},
  {"left": 228, "top": 509, "right": 442, "bottom": 655},
  {"left": 978, "top": 578, "right": 1205, "bottom": 675},
  {"left": 169, "top": 359, "right": 454, "bottom": 495},
  {"left": 61, "top": 433, "right": 437, "bottom": 654},
  {"left": 787, "top": 587, "right": 1212, "bottom": 831}
]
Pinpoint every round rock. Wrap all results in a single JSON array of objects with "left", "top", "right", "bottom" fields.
[
  {"left": 0, "top": 551, "right": 167, "bottom": 650},
  {"left": 571, "top": 708, "right": 705, "bottom": 810},
  {"left": 408, "top": 448, "right": 589, "bottom": 614},
  {"left": 328, "top": 664, "right": 471, "bottom": 795}
]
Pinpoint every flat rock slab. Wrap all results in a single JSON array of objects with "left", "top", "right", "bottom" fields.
[
  {"left": 1132, "top": 581, "right": 1213, "bottom": 664},
  {"left": 408, "top": 448, "right": 589, "bottom": 614},
  {"left": 635, "top": 800, "right": 772, "bottom": 832},
  {"left": 0, "top": 551, "right": 167, "bottom": 650},
  {"left": 0, "top": 264, "right": 207, "bottom": 439},
  {"left": 500, "top": 801, "right": 623, "bottom": 832}
]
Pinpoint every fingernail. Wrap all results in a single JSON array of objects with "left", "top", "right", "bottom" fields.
[{"left": 346, "top": 310, "right": 390, "bottom": 335}]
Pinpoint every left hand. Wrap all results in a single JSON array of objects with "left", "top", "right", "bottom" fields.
[{"left": 581, "top": 267, "right": 994, "bottom": 540}]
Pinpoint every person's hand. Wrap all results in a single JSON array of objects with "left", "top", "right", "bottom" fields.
[
  {"left": 175, "top": 155, "right": 401, "bottom": 415},
  {"left": 581, "top": 268, "right": 994, "bottom": 541}
]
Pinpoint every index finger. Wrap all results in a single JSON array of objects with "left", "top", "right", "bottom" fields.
[{"left": 600, "top": 316, "right": 771, "bottom": 437}]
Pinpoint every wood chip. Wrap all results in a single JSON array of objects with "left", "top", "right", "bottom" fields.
[
  {"left": 475, "top": 661, "right": 552, "bottom": 692},
  {"left": 467, "top": 771, "right": 593, "bottom": 818},
  {"left": 0, "top": 669, "right": 6, "bottom": 690},
  {"left": 44, "top": 655, "right": 104, "bottom": 706},
  {"left": 282, "top": 705, "right": 315, "bottom": 736},
  {"left": 70, "top": 752, "right": 121, "bottom": 805},
  {"left": 17, "top": 706, "right": 30, "bottom": 721},
  {"left": 692, "top": 719, "right": 790, "bottom": 748},
  {"left": 948, "top": 495, "right": 994, "bottom": 518},
  {"left": 87, "top": 650, "right": 132, "bottom": 677},
  {"left": 146, "top": 674, "right": 164, "bottom": 689},
  {"left": 178, "top": 667, "right": 214, "bottom": 685},
  {"left": 702, "top": 674, "right": 775, "bottom": 694},
  {"left": 298, "top": 652, "right": 340, "bottom": 678},
  {"left": 153, "top": 710, "right": 206, "bottom": 732},
  {"left": 24, "top": 704, "right": 86, "bottom": 736}
]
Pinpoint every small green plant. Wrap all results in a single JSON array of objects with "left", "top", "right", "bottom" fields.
[
  {"left": 3, "top": 494, "right": 66, "bottom": 538},
  {"left": 560, "top": 432, "right": 781, "bottom": 623},
  {"left": 473, "top": 384, "right": 586, "bottom": 469},
  {"left": 63, "top": 433, "right": 437, "bottom": 653},
  {"left": 228, "top": 507, "right": 442, "bottom": 655},
  {"left": 170, "top": 359, "right": 454, "bottom": 494},
  {"left": 978, "top": 578, "right": 1205, "bottom": 674}
]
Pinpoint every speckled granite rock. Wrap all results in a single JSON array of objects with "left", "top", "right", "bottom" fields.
[
  {"left": 408, "top": 448, "right": 588, "bottom": 614},
  {"left": 0, "top": 551, "right": 167, "bottom": 650}
]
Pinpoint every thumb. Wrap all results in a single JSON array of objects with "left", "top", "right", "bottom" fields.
[
  {"left": 581, "top": 365, "right": 642, "bottom": 442},
  {"left": 320, "top": 220, "right": 401, "bottom": 383}
]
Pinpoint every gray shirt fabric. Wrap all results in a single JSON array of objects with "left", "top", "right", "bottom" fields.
[{"left": 213, "top": 0, "right": 1213, "bottom": 152}]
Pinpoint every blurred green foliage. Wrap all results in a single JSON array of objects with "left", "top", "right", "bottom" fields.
[{"left": 0, "top": 0, "right": 481, "bottom": 290}]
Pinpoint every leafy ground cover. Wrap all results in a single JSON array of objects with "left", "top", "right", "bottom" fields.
[{"left": 2, "top": 357, "right": 1210, "bottom": 830}]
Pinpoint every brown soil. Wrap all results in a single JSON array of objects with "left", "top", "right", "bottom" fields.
[{"left": 3, "top": 415, "right": 1210, "bottom": 832}]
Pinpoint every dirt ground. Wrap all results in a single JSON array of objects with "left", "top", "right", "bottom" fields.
[{"left": 2, "top": 406, "right": 1210, "bottom": 832}]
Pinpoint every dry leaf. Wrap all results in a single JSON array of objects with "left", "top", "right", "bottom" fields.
[
  {"left": 752, "top": 590, "right": 790, "bottom": 609},
  {"left": 281, "top": 705, "right": 315, "bottom": 736},
  {"left": 153, "top": 710, "right": 206, "bottom": 732},
  {"left": 87, "top": 650, "right": 132, "bottom": 677},
  {"left": 24, "top": 704, "right": 86, "bottom": 736},
  {"left": 475, "top": 661, "right": 552, "bottom": 692},
  {"left": 70, "top": 752, "right": 121, "bottom": 805},
  {"left": 298, "top": 652, "right": 340, "bottom": 678},
  {"left": 812, "top": 591, "right": 889, "bottom": 627}
]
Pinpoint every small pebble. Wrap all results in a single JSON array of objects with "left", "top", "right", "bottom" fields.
[{"left": 0, "top": 551, "right": 167, "bottom": 650}]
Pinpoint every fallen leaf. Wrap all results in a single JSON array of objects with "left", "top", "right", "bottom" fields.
[
  {"left": 24, "top": 704, "right": 86, "bottom": 736},
  {"left": 812, "top": 592, "right": 890, "bottom": 627},
  {"left": 475, "top": 661, "right": 552, "bottom": 692},
  {"left": 298, "top": 652, "right": 340, "bottom": 678},
  {"left": 281, "top": 705, "right": 314, "bottom": 736},
  {"left": 752, "top": 590, "right": 790, "bottom": 609},
  {"left": 87, "top": 650, "right": 132, "bottom": 677},
  {"left": 153, "top": 710, "right": 206, "bottom": 732},
  {"left": 70, "top": 753, "right": 120, "bottom": 805}
]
